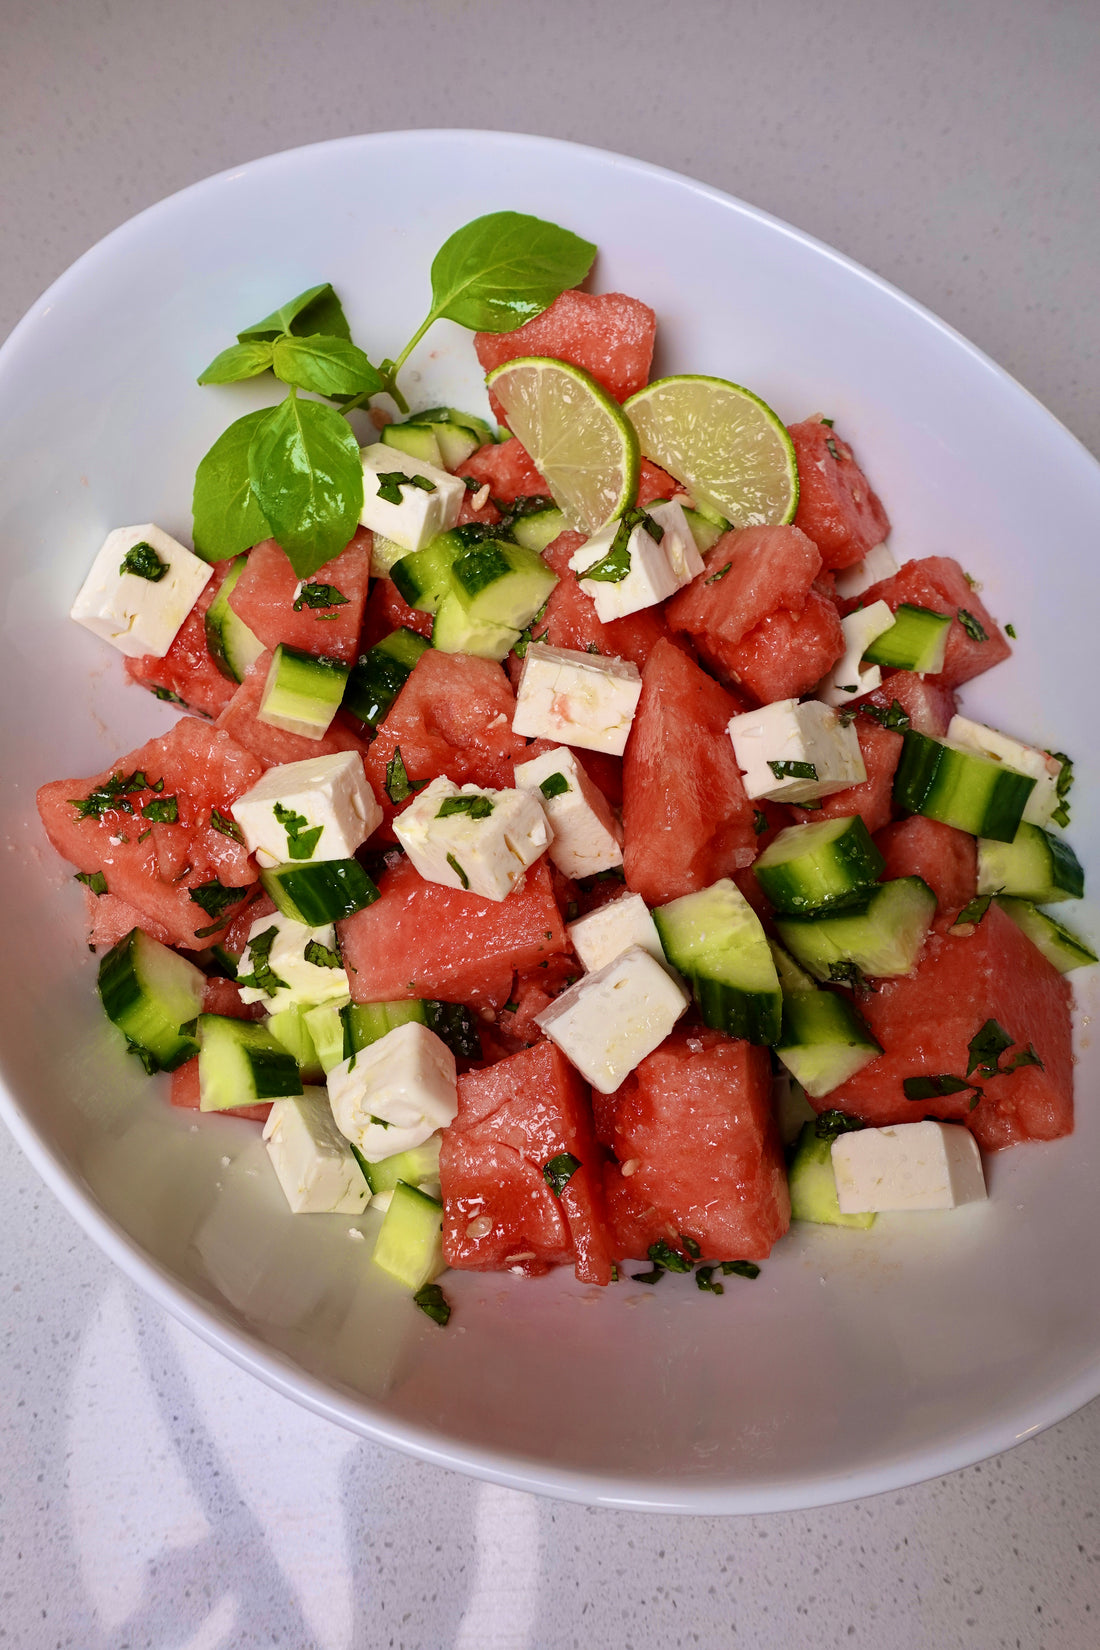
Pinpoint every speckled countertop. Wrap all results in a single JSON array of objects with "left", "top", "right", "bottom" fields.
[{"left": 2, "top": 3, "right": 1099, "bottom": 1646}]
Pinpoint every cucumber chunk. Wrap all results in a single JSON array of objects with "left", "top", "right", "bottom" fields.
[
  {"left": 755, "top": 816, "right": 885, "bottom": 915},
  {"left": 197, "top": 1013, "right": 303, "bottom": 1111},
  {"left": 303, "top": 1000, "right": 349, "bottom": 1074},
  {"left": 774, "top": 877, "right": 936, "bottom": 981},
  {"left": 431, "top": 593, "right": 520, "bottom": 661},
  {"left": 450, "top": 541, "right": 558, "bottom": 630},
  {"left": 259, "top": 645, "right": 349, "bottom": 740},
  {"left": 768, "top": 940, "right": 817, "bottom": 996},
  {"left": 862, "top": 603, "right": 952, "bottom": 673},
  {"left": 655, "top": 879, "right": 781, "bottom": 1045},
  {"left": 372, "top": 1180, "right": 445, "bottom": 1290},
  {"left": 994, "top": 897, "right": 1098, "bottom": 972},
  {"left": 203, "top": 553, "right": 265, "bottom": 683},
  {"left": 681, "top": 506, "right": 727, "bottom": 553},
  {"left": 381, "top": 422, "right": 444, "bottom": 468},
  {"left": 97, "top": 927, "right": 205, "bottom": 1072},
  {"left": 407, "top": 405, "right": 493, "bottom": 445},
  {"left": 978, "top": 823, "right": 1085, "bottom": 903},
  {"left": 775, "top": 988, "right": 882, "bottom": 1097},
  {"left": 789, "top": 1123, "right": 876, "bottom": 1229},
  {"left": 893, "top": 730, "right": 1036, "bottom": 841},
  {"left": 266, "top": 1003, "right": 326, "bottom": 1083},
  {"left": 390, "top": 527, "right": 479, "bottom": 613},
  {"left": 510, "top": 505, "right": 567, "bottom": 552},
  {"left": 342, "top": 998, "right": 428, "bottom": 1058},
  {"left": 261, "top": 859, "right": 380, "bottom": 926},
  {"left": 343, "top": 626, "right": 430, "bottom": 728},
  {"left": 358, "top": 1135, "right": 441, "bottom": 1196}
]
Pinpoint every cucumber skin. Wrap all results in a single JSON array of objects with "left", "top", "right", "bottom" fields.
[
  {"left": 204, "top": 554, "right": 264, "bottom": 684},
  {"left": 774, "top": 877, "right": 936, "bottom": 981},
  {"left": 262, "top": 860, "right": 380, "bottom": 926},
  {"left": 995, "top": 897, "right": 1098, "bottom": 971},
  {"left": 692, "top": 976, "right": 782, "bottom": 1046},
  {"left": 97, "top": 928, "right": 203, "bottom": 1072},
  {"left": 978, "top": 824, "right": 1085, "bottom": 903},
  {"left": 775, "top": 990, "right": 882, "bottom": 1098},
  {"left": 788, "top": 1124, "right": 875, "bottom": 1229},
  {"left": 344, "top": 628, "right": 430, "bottom": 727},
  {"left": 755, "top": 817, "right": 885, "bottom": 916},
  {"left": 197, "top": 1014, "right": 303, "bottom": 1111},
  {"left": 894, "top": 730, "right": 1035, "bottom": 841}
]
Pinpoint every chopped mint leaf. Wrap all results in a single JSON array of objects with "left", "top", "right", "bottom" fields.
[
  {"left": 512, "top": 596, "right": 549, "bottom": 659},
  {"left": 120, "top": 541, "right": 168, "bottom": 581},
  {"left": 293, "top": 580, "right": 349, "bottom": 612},
  {"left": 967, "top": 1018, "right": 1015, "bottom": 1077},
  {"left": 188, "top": 879, "right": 249, "bottom": 922},
  {"left": 153, "top": 686, "right": 188, "bottom": 705},
  {"left": 69, "top": 769, "right": 158, "bottom": 821},
  {"left": 273, "top": 800, "right": 324, "bottom": 860},
  {"left": 1048, "top": 751, "right": 1074, "bottom": 828},
  {"left": 950, "top": 893, "right": 995, "bottom": 933},
  {"left": 446, "top": 852, "right": 469, "bottom": 890},
  {"left": 860, "top": 699, "right": 911, "bottom": 732},
  {"left": 814, "top": 1110, "right": 866, "bottom": 1142},
  {"left": 125, "top": 1038, "right": 160, "bottom": 1075},
  {"left": 75, "top": 870, "right": 108, "bottom": 896},
  {"left": 539, "top": 772, "right": 570, "bottom": 800},
  {"left": 903, "top": 1073, "right": 980, "bottom": 1102},
  {"left": 1004, "top": 1043, "right": 1044, "bottom": 1074},
  {"left": 137, "top": 828, "right": 151, "bottom": 842},
  {"left": 827, "top": 960, "right": 877, "bottom": 994},
  {"left": 705, "top": 561, "right": 732, "bottom": 584},
  {"left": 375, "top": 470, "right": 436, "bottom": 506},
  {"left": 236, "top": 925, "right": 289, "bottom": 994},
  {"left": 209, "top": 807, "right": 244, "bottom": 843},
  {"left": 304, "top": 939, "right": 342, "bottom": 969},
  {"left": 413, "top": 1282, "right": 451, "bottom": 1327},
  {"left": 141, "top": 795, "right": 178, "bottom": 823},
  {"left": 825, "top": 436, "right": 841, "bottom": 462},
  {"left": 630, "top": 1264, "right": 665, "bottom": 1284},
  {"left": 385, "top": 746, "right": 428, "bottom": 804},
  {"left": 768, "top": 760, "right": 818, "bottom": 781},
  {"left": 681, "top": 1234, "right": 701, "bottom": 1260},
  {"left": 752, "top": 809, "right": 769, "bottom": 835},
  {"left": 721, "top": 1260, "right": 761, "bottom": 1280},
  {"left": 436, "top": 794, "right": 494, "bottom": 820},
  {"left": 1005, "top": 622, "right": 1017, "bottom": 639},
  {"left": 647, "top": 1240, "right": 692, "bottom": 1274},
  {"left": 695, "top": 1265, "right": 724, "bottom": 1295},
  {"left": 425, "top": 1000, "right": 481, "bottom": 1060},
  {"left": 821, "top": 416, "right": 835, "bottom": 428},
  {"left": 542, "top": 1152, "right": 581, "bottom": 1197},
  {"left": 957, "top": 608, "right": 988, "bottom": 643}
]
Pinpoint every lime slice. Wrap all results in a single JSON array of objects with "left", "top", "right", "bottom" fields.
[
  {"left": 485, "top": 357, "right": 639, "bottom": 534},
  {"left": 624, "top": 375, "right": 798, "bottom": 528}
]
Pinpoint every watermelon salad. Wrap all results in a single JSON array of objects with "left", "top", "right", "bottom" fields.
[{"left": 36, "top": 212, "right": 1096, "bottom": 1323}]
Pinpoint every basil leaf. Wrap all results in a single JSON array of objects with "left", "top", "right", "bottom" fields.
[
  {"left": 647, "top": 1240, "right": 692, "bottom": 1274},
  {"left": 542, "top": 1152, "right": 581, "bottom": 1197},
  {"left": 949, "top": 893, "right": 995, "bottom": 933},
  {"left": 236, "top": 926, "right": 288, "bottom": 994},
  {"left": 813, "top": 1110, "right": 865, "bottom": 1142},
  {"left": 424, "top": 1001, "right": 482, "bottom": 1061},
  {"left": 426, "top": 211, "right": 596, "bottom": 334},
  {"left": 197, "top": 339, "right": 274, "bottom": 385},
  {"left": 75, "top": 870, "right": 108, "bottom": 896},
  {"left": 695, "top": 1265, "right": 724, "bottom": 1295},
  {"left": 188, "top": 880, "right": 250, "bottom": 922},
  {"left": 967, "top": 1018, "right": 1015, "bottom": 1077},
  {"left": 1004, "top": 1043, "right": 1044, "bottom": 1074},
  {"left": 752, "top": 809, "right": 769, "bottom": 835},
  {"left": 141, "top": 795, "right": 179, "bottom": 823},
  {"left": 304, "top": 940, "right": 342, "bottom": 969},
  {"left": 902, "top": 1073, "right": 979, "bottom": 1101},
  {"left": 273, "top": 800, "right": 323, "bottom": 860},
  {"left": 292, "top": 581, "right": 349, "bottom": 612},
  {"left": 446, "top": 853, "right": 469, "bottom": 890},
  {"left": 192, "top": 408, "right": 274, "bottom": 563},
  {"left": 413, "top": 1282, "right": 451, "bottom": 1327},
  {"left": 436, "top": 794, "right": 493, "bottom": 820},
  {"left": 247, "top": 395, "right": 364, "bottom": 579},
  {"left": 384, "top": 747, "right": 428, "bottom": 804},
  {"left": 271, "top": 335, "right": 383, "bottom": 399},
  {"left": 540, "top": 773, "right": 570, "bottom": 800},
  {"left": 957, "top": 608, "right": 988, "bottom": 643},
  {"left": 238, "top": 283, "right": 351, "bottom": 342},
  {"left": 768, "top": 760, "right": 818, "bottom": 780},
  {"left": 209, "top": 807, "right": 243, "bottom": 842},
  {"left": 721, "top": 1261, "right": 761, "bottom": 1280}
]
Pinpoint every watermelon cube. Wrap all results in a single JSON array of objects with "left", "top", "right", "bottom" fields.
[
  {"left": 456, "top": 438, "right": 549, "bottom": 503},
  {"left": 215, "top": 652, "right": 369, "bottom": 769},
  {"left": 124, "top": 558, "right": 237, "bottom": 720},
  {"left": 474, "top": 289, "right": 657, "bottom": 423},
  {"left": 359, "top": 577, "right": 434, "bottom": 649},
  {"left": 874, "top": 815, "right": 977, "bottom": 915},
  {"left": 712, "top": 590, "right": 844, "bottom": 704},
  {"left": 787, "top": 418, "right": 891, "bottom": 570},
  {"left": 841, "top": 556, "right": 1011, "bottom": 688},
  {"left": 666, "top": 524, "right": 823, "bottom": 652},
  {"left": 227, "top": 531, "right": 372, "bottom": 664}
]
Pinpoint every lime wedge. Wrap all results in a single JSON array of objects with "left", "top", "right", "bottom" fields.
[
  {"left": 485, "top": 357, "right": 639, "bottom": 534},
  {"left": 624, "top": 375, "right": 798, "bottom": 528}
]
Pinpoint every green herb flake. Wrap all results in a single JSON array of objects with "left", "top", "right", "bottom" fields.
[
  {"left": 235, "top": 926, "right": 289, "bottom": 995},
  {"left": 375, "top": 470, "right": 436, "bottom": 507},
  {"left": 153, "top": 686, "right": 188, "bottom": 705},
  {"left": 1005, "top": 622, "right": 1017, "bottom": 639},
  {"left": 825, "top": 436, "right": 842, "bottom": 463},
  {"left": 630, "top": 1265, "right": 665, "bottom": 1285},
  {"left": 209, "top": 807, "right": 244, "bottom": 843},
  {"left": 502, "top": 999, "right": 519, "bottom": 1014},
  {"left": 436, "top": 793, "right": 494, "bottom": 820},
  {"left": 752, "top": 809, "right": 769, "bottom": 835},
  {"left": 565, "top": 901, "right": 579, "bottom": 921},
  {"left": 1004, "top": 1043, "right": 1044, "bottom": 1074},
  {"left": 542, "top": 1152, "right": 582, "bottom": 1197},
  {"left": 413, "top": 1282, "right": 451, "bottom": 1327},
  {"left": 273, "top": 800, "right": 324, "bottom": 860},
  {"left": 126, "top": 1038, "right": 160, "bottom": 1076},
  {"left": 861, "top": 699, "right": 911, "bottom": 732},
  {"left": 75, "top": 870, "right": 108, "bottom": 896},
  {"left": 513, "top": 596, "right": 550, "bottom": 660},
  {"left": 539, "top": 772, "right": 570, "bottom": 800},
  {"left": 424, "top": 1000, "right": 482, "bottom": 1060},
  {"left": 681, "top": 1234, "right": 702, "bottom": 1260},
  {"left": 384, "top": 746, "right": 428, "bottom": 804},
  {"left": 902, "top": 1073, "right": 981, "bottom": 1102},
  {"left": 446, "top": 852, "right": 469, "bottom": 890},
  {"left": 722, "top": 1260, "right": 761, "bottom": 1280},
  {"left": 821, "top": 417, "right": 835, "bottom": 428},
  {"left": 949, "top": 893, "right": 995, "bottom": 933},
  {"left": 293, "top": 580, "right": 350, "bottom": 612},
  {"left": 705, "top": 561, "right": 732, "bottom": 585},
  {"left": 1048, "top": 751, "right": 1074, "bottom": 828},
  {"left": 141, "top": 795, "right": 179, "bottom": 824},
  {"left": 120, "top": 541, "right": 168, "bottom": 582},
  {"left": 647, "top": 1240, "right": 692, "bottom": 1275},
  {"left": 768, "top": 760, "right": 818, "bottom": 781},
  {"left": 137, "top": 828, "right": 152, "bottom": 843},
  {"left": 304, "top": 939, "right": 342, "bottom": 969},
  {"left": 957, "top": 608, "right": 988, "bottom": 643},
  {"left": 967, "top": 1018, "right": 1015, "bottom": 1078},
  {"left": 695, "top": 1265, "right": 724, "bottom": 1295},
  {"left": 188, "top": 879, "right": 249, "bottom": 922},
  {"left": 827, "top": 960, "right": 877, "bottom": 994},
  {"left": 69, "top": 769, "right": 155, "bottom": 821},
  {"left": 814, "top": 1110, "right": 865, "bottom": 1143}
]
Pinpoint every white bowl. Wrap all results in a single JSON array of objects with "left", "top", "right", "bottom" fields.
[{"left": 1, "top": 130, "right": 1097, "bottom": 1514}]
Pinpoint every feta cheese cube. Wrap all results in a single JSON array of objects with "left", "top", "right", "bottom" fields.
[
  {"left": 263, "top": 1088, "right": 370, "bottom": 1214},
  {"left": 512, "top": 642, "right": 642, "bottom": 757},
  {"left": 570, "top": 517, "right": 680, "bottom": 621},
  {"left": 358, "top": 443, "right": 464, "bottom": 552},
  {"left": 566, "top": 892, "right": 666, "bottom": 973},
  {"left": 947, "top": 714, "right": 1064, "bottom": 827},
  {"left": 833, "top": 542, "right": 899, "bottom": 602},
  {"left": 70, "top": 523, "right": 212, "bottom": 658},
  {"left": 328, "top": 1021, "right": 458, "bottom": 1160},
  {"left": 831, "top": 1120, "right": 988, "bottom": 1213},
  {"left": 535, "top": 945, "right": 690, "bottom": 1094},
  {"left": 236, "top": 912, "right": 350, "bottom": 1011},
  {"left": 728, "top": 699, "right": 866, "bottom": 803},
  {"left": 393, "top": 776, "right": 550, "bottom": 901},
  {"left": 513, "top": 746, "right": 623, "bottom": 879},
  {"left": 645, "top": 499, "right": 705, "bottom": 587},
  {"left": 230, "top": 751, "right": 382, "bottom": 868},
  {"left": 818, "top": 599, "right": 895, "bottom": 707}
]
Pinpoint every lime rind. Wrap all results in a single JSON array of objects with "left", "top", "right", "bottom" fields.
[
  {"left": 624, "top": 374, "right": 799, "bottom": 528},
  {"left": 485, "top": 356, "right": 639, "bottom": 534}
]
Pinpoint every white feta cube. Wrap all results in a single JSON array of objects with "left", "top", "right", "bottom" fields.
[
  {"left": 831, "top": 1120, "right": 988, "bottom": 1213},
  {"left": 570, "top": 517, "right": 680, "bottom": 621},
  {"left": 818, "top": 599, "right": 895, "bottom": 707},
  {"left": 263, "top": 1088, "right": 370, "bottom": 1214},
  {"left": 358, "top": 443, "right": 464, "bottom": 552},
  {"left": 946, "top": 714, "right": 1064, "bottom": 828},
  {"left": 566, "top": 892, "right": 666, "bottom": 973},
  {"left": 645, "top": 498, "right": 705, "bottom": 587},
  {"left": 728, "top": 699, "right": 866, "bottom": 803},
  {"left": 513, "top": 746, "right": 622, "bottom": 879},
  {"left": 833, "top": 542, "right": 899, "bottom": 601},
  {"left": 512, "top": 642, "right": 642, "bottom": 757},
  {"left": 70, "top": 523, "right": 212, "bottom": 659},
  {"left": 328, "top": 1021, "right": 457, "bottom": 1160},
  {"left": 393, "top": 775, "right": 549, "bottom": 902},
  {"left": 535, "top": 945, "right": 690, "bottom": 1094},
  {"left": 236, "top": 912, "right": 350, "bottom": 1011},
  {"left": 230, "top": 751, "right": 382, "bottom": 868}
]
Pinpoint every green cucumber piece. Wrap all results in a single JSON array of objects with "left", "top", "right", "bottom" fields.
[
  {"left": 424, "top": 422, "right": 481, "bottom": 470},
  {"left": 407, "top": 405, "right": 493, "bottom": 444},
  {"left": 97, "top": 927, "right": 205, "bottom": 1072},
  {"left": 681, "top": 506, "right": 727, "bottom": 553},
  {"left": 266, "top": 1003, "right": 325, "bottom": 1083},
  {"left": 978, "top": 823, "right": 1084, "bottom": 903},
  {"left": 197, "top": 1013, "right": 302, "bottom": 1111},
  {"left": 259, "top": 645, "right": 349, "bottom": 740},
  {"left": 894, "top": 730, "right": 1035, "bottom": 841},
  {"left": 450, "top": 541, "right": 558, "bottom": 630},
  {"left": 371, "top": 1180, "right": 444, "bottom": 1290},
  {"left": 343, "top": 626, "right": 430, "bottom": 727},
  {"left": 775, "top": 989, "right": 882, "bottom": 1097},
  {"left": 510, "top": 506, "right": 567, "bottom": 553},
  {"left": 994, "top": 897, "right": 1097, "bottom": 972},
  {"left": 774, "top": 877, "right": 936, "bottom": 981},
  {"left": 862, "top": 603, "right": 952, "bottom": 673},
  {"left": 358, "top": 1136, "right": 441, "bottom": 1196},
  {"left": 203, "top": 553, "right": 265, "bottom": 683},
  {"left": 789, "top": 1123, "right": 876, "bottom": 1229},
  {"left": 654, "top": 879, "right": 781, "bottom": 1045},
  {"left": 342, "top": 998, "right": 428, "bottom": 1059},
  {"left": 431, "top": 592, "right": 519, "bottom": 662},
  {"left": 303, "top": 1001, "right": 349, "bottom": 1074},
  {"left": 381, "top": 422, "right": 444, "bottom": 468},
  {"left": 768, "top": 940, "right": 817, "bottom": 996},
  {"left": 390, "top": 526, "right": 483, "bottom": 614},
  {"left": 755, "top": 816, "right": 885, "bottom": 915},
  {"left": 261, "top": 860, "right": 380, "bottom": 926}
]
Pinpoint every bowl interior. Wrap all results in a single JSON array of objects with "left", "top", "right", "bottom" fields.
[{"left": 1, "top": 130, "right": 1097, "bottom": 1512}]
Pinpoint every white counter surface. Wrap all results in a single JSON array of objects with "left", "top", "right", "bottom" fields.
[{"left": 2, "top": 2, "right": 1098, "bottom": 1645}]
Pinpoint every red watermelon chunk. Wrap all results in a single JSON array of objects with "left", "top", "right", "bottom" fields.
[
  {"left": 815, "top": 904, "right": 1072, "bottom": 1150},
  {"left": 598, "top": 1028, "right": 789, "bottom": 1261},
  {"left": 636, "top": 458, "right": 683, "bottom": 506},
  {"left": 711, "top": 590, "right": 844, "bottom": 704},
  {"left": 521, "top": 735, "right": 622, "bottom": 810},
  {"left": 790, "top": 720, "right": 903, "bottom": 835},
  {"left": 227, "top": 531, "right": 371, "bottom": 664},
  {"left": 535, "top": 530, "right": 677, "bottom": 670},
  {"left": 622, "top": 638, "right": 758, "bottom": 905},
  {"left": 788, "top": 418, "right": 891, "bottom": 570},
  {"left": 853, "top": 670, "right": 957, "bottom": 737},
  {"left": 215, "top": 651, "right": 369, "bottom": 769},
  {"left": 874, "top": 816, "right": 977, "bottom": 915},
  {"left": 440, "top": 1040, "right": 614, "bottom": 1284},
  {"left": 457, "top": 438, "right": 549, "bottom": 504},
  {"left": 359, "top": 578, "right": 434, "bottom": 649},
  {"left": 124, "top": 559, "right": 236, "bottom": 720},
  {"left": 338, "top": 856, "right": 565, "bottom": 1008},
  {"left": 841, "top": 556, "right": 1011, "bottom": 688},
  {"left": 666, "top": 525, "right": 823, "bottom": 651},
  {"left": 84, "top": 888, "right": 173, "bottom": 951},
  {"left": 37, "top": 718, "right": 264, "bottom": 950},
  {"left": 475, "top": 289, "right": 657, "bottom": 423}
]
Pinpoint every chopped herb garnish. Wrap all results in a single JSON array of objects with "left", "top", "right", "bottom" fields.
[
  {"left": 69, "top": 769, "right": 160, "bottom": 821},
  {"left": 375, "top": 470, "right": 437, "bottom": 506},
  {"left": 565, "top": 900, "right": 579, "bottom": 921},
  {"left": 384, "top": 746, "right": 428, "bottom": 804},
  {"left": 581, "top": 507, "right": 662, "bottom": 584},
  {"left": 957, "top": 608, "right": 988, "bottom": 643},
  {"left": 273, "top": 800, "right": 324, "bottom": 859},
  {"left": 462, "top": 474, "right": 480, "bottom": 491},
  {"left": 153, "top": 686, "right": 188, "bottom": 705},
  {"left": 1004, "top": 1044, "right": 1044, "bottom": 1074},
  {"left": 695, "top": 1266, "right": 724, "bottom": 1295},
  {"left": 825, "top": 435, "right": 841, "bottom": 462},
  {"left": 647, "top": 1240, "right": 692, "bottom": 1274},
  {"left": 752, "top": 809, "right": 769, "bottom": 835},
  {"left": 293, "top": 580, "right": 349, "bottom": 612},
  {"left": 950, "top": 893, "right": 995, "bottom": 933},
  {"left": 1048, "top": 751, "right": 1074, "bottom": 828},
  {"left": 814, "top": 1110, "right": 865, "bottom": 1142},
  {"left": 413, "top": 1282, "right": 451, "bottom": 1327},
  {"left": 512, "top": 596, "right": 550, "bottom": 660},
  {"left": 436, "top": 794, "right": 494, "bottom": 820},
  {"left": 75, "top": 870, "right": 108, "bottom": 896},
  {"left": 539, "top": 772, "right": 570, "bottom": 800},
  {"left": 141, "top": 795, "right": 179, "bottom": 823},
  {"left": 1005, "top": 622, "right": 1017, "bottom": 639},
  {"left": 542, "top": 1152, "right": 581, "bottom": 1197},
  {"left": 768, "top": 760, "right": 818, "bottom": 781},
  {"left": 188, "top": 879, "right": 249, "bottom": 921},
  {"left": 903, "top": 1073, "right": 981, "bottom": 1102},
  {"left": 821, "top": 416, "right": 835, "bottom": 427},
  {"left": 137, "top": 828, "right": 152, "bottom": 843},
  {"left": 722, "top": 1260, "right": 761, "bottom": 1280},
  {"left": 827, "top": 960, "right": 877, "bottom": 994},
  {"left": 126, "top": 1038, "right": 160, "bottom": 1075},
  {"left": 630, "top": 1265, "right": 665, "bottom": 1284},
  {"left": 209, "top": 807, "right": 244, "bottom": 842},
  {"left": 705, "top": 561, "right": 732, "bottom": 584},
  {"left": 120, "top": 540, "right": 168, "bottom": 581},
  {"left": 235, "top": 926, "right": 288, "bottom": 994},
  {"left": 446, "top": 852, "right": 469, "bottom": 890},
  {"left": 502, "top": 999, "right": 519, "bottom": 1014},
  {"left": 967, "top": 1018, "right": 1016, "bottom": 1077},
  {"left": 681, "top": 1234, "right": 701, "bottom": 1260},
  {"left": 304, "top": 939, "right": 342, "bottom": 969},
  {"left": 424, "top": 1000, "right": 481, "bottom": 1059},
  {"left": 860, "top": 698, "right": 911, "bottom": 732}
]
